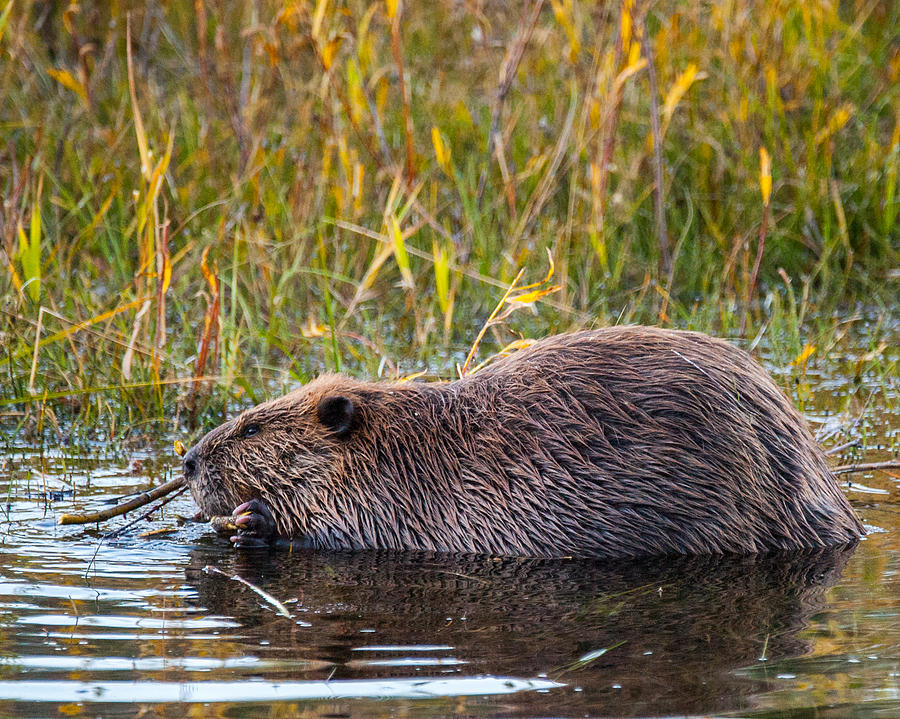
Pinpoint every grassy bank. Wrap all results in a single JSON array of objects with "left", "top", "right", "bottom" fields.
[{"left": 1, "top": 0, "right": 898, "bottom": 440}]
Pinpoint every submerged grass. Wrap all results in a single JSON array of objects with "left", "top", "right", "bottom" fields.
[{"left": 0, "top": 0, "right": 898, "bottom": 442}]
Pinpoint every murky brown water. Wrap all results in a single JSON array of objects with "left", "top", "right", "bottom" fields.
[{"left": 1, "top": 340, "right": 897, "bottom": 718}]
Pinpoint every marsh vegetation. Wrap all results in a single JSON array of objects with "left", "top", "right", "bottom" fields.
[{"left": 0, "top": 0, "right": 896, "bottom": 442}]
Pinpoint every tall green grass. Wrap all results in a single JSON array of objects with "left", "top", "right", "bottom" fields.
[{"left": 0, "top": 0, "right": 897, "bottom": 440}]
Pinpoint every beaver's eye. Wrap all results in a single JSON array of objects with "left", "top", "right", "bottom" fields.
[{"left": 241, "top": 423, "right": 261, "bottom": 438}]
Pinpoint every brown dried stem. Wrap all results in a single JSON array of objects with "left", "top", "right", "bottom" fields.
[
  {"left": 592, "top": 8, "right": 627, "bottom": 247},
  {"left": 476, "top": 0, "right": 545, "bottom": 204},
  {"left": 390, "top": 4, "right": 416, "bottom": 184},
  {"left": 641, "top": 15, "right": 670, "bottom": 280},
  {"left": 740, "top": 195, "right": 771, "bottom": 336}
]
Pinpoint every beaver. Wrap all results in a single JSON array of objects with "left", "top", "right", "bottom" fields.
[{"left": 181, "top": 326, "right": 863, "bottom": 558}]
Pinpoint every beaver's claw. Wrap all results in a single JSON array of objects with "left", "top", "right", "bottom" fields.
[{"left": 229, "top": 499, "right": 277, "bottom": 548}]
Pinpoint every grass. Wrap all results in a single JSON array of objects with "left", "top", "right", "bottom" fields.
[{"left": 0, "top": 0, "right": 898, "bottom": 443}]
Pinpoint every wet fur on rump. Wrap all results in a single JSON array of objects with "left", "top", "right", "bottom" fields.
[{"left": 185, "top": 326, "right": 863, "bottom": 558}]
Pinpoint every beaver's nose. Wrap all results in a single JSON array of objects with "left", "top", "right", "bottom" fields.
[{"left": 182, "top": 446, "right": 199, "bottom": 480}]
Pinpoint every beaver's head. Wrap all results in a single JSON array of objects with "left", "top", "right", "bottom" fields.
[{"left": 182, "top": 377, "right": 359, "bottom": 537}]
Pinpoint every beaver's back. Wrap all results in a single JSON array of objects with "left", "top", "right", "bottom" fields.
[{"left": 367, "top": 326, "right": 863, "bottom": 557}]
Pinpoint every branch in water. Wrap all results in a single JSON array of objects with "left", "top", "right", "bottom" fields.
[
  {"left": 57, "top": 477, "right": 186, "bottom": 526},
  {"left": 824, "top": 439, "right": 860, "bottom": 456},
  {"left": 833, "top": 460, "right": 900, "bottom": 476}
]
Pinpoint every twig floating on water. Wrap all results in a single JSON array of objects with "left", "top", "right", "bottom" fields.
[
  {"left": 832, "top": 460, "right": 900, "bottom": 476},
  {"left": 825, "top": 439, "right": 860, "bottom": 456},
  {"left": 57, "top": 477, "right": 186, "bottom": 526},
  {"left": 203, "top": 565, "right": 292, "bottom": 619},
  {"left": 552, "top": 640, "right": 627, "bottom": 678},
  {"left": 138, "top": 527, "right": 179, "bottom": 538}
]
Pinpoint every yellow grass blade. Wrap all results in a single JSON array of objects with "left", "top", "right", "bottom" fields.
[
  {"left": 160, "top": 249, "right": 172, "bottom": 295},
  {"left": 47, "top": 68, "right": 87, "bottom": 103},
  {"left": 148, "top": 132, "right": 175, "bottom": 205},
  {"left": 17, "top": 225, "right": 38, "bottom": 302},
  {"left": 466, "top": 338, "right": 537, "bottom": 375},
  {"left": 792, "top": 343, "right": 816, "bottom": 369},
  {"left": 385, "top": 0, "right": 400, "bottom": 21},
  {"left": 388, "top": 214, "right": 414, "bottom": 288},
  {"left": 510, "top": 284, "right": 562, "bottom": 305},
  {"left": 346, "top": 59, "right": 365, "bottom": 122},
  {"left": 19, "top": 178, "right": 42, "bottom": 302},
  {"left": 459, "top": 267, "right": 525, "bottom": 378},
  {"left": 0, "top": 0, "right": 12, "bottom": 46},
  {"left": 620, "top": 1, "right": 633, "bottom": 50},
  {"left": 433, "top": 240, "right": 450, "bottom": 314},
  {"left": 301, "top": 316, "right": 326, "bottom": 338},
  {"left": 612, "top": 57, "right": 647, "bottom": 93},
  {"left": 815, "top": 103, "right": 854, "bottom": 145},
  {"left": 550, "top": 0, "right": 581, "bottom": 62},
  {"left": 83, "top": 188, "right": 117, "bottom": 238},
  {"left": 659, "top": 63, "right": 704, "bottom": 142},
  {"left": 321, "top": 37, "right": 342, "bottom": 70},
  {"left": 357, "top": 3, "right": 379, "bottom": 72},
  {"left": 126, "top": 15, "right": 151, "bottom": 180},
  {"left": 5, "top": 257, "right": 23, "bottom": 293},
  {"left": 500, "top": 338, "right": 536, "bottom": 353},
  {"left": 360, "top": 243, "right": 396, "bottom": 292},
  {"left": 759, "top": 147, "right": 772, "bottom": 206},
  {"left": 431, "top": 126, "right": 452, "bottom": 176},
  {"left": 200, "top": 244, "right": 218, "bottom": 294}
]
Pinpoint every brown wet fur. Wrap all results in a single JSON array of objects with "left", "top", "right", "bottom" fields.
[{"left": 184, "top": 326, "right": 863, "bottom": 558}]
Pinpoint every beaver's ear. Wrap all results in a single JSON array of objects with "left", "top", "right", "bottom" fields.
[{"left": 316, "top": 395, "right": 355, "bottom": 437}]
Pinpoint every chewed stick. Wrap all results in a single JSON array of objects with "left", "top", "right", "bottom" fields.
[{"left": 57, "top": 476, "right": 186, "bottom": 525}]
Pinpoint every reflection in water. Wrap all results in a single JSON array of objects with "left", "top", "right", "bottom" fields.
[
  {"left": 179, "top": 545, "right": 856, "bottom": 718},
  {"left": 0, "top": 676, "right": 564, "bottom": 703}
]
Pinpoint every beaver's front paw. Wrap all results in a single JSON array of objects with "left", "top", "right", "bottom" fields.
[{"left": 230, "top": 499, "right": 278, "bottom": 548}]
